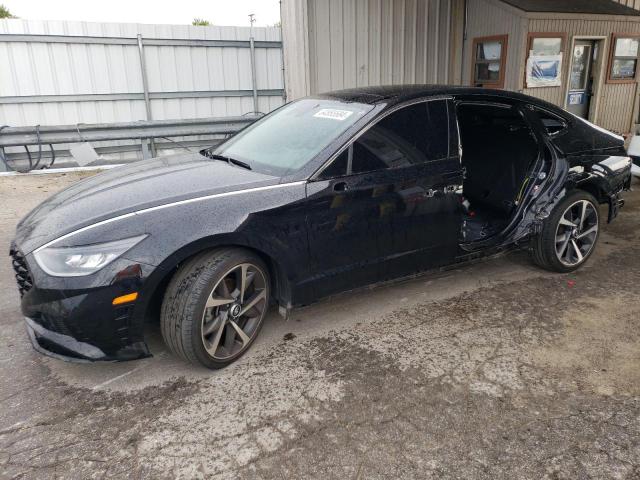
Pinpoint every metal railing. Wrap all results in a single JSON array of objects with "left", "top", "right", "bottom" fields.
[{"left": 0, "top": 116, "right": 260, "bottom": 172}]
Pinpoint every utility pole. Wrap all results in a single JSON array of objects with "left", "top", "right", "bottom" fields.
[{"left": 248, "top": 13, "right": 259, "bottom": 114}]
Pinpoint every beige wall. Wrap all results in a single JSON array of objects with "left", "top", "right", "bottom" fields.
[
  {"left": 281, "top": 0, "right": 311, "bottom": 100},
  {"left": 462, "top": 0, "right": 528, "bottom": 91},
  {"left": 522, "top": 17, "right": 640, "bottom": 134},
  {"left": 463, "top": 0, "right": 640, "bottom": 134},
  {"left": 613, "top": 0, "right": 640, "bottom": 11},
  {"left": 282, "top": 0, "right": 457, "bottom": 99}
]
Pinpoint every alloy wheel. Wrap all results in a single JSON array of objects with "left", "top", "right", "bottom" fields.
[
  {"left": 200, "top": 263, "right": 268, "bottom": 360},
  {"left": 554, "top": 199, "right": 599, "bottom": 267}
]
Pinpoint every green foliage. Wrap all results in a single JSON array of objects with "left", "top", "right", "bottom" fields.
[
  {"left": 0, "top": 4, "right": 16, "bottom": 18},
  {"left": 192, "top": 18, "right": 211, "bottom": 26}
]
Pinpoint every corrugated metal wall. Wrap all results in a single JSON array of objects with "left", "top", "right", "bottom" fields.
[
  {"left": 303, "top": 0, "right": 453, "bottom": 94},
  {"left": 0, "top": 19, "right": 285, "bottom": 128},
  {"left": 462, "top": 0, "right": 528, "bottom": 91},
  {"left": 522, "top": 18, "right": 640, "bottom": 134},
  {"left": 281, "top": 0, "right": 311, "bottom": 100},
  {"left": 613, "top": 0, "right": 640, "bottom": 11}
]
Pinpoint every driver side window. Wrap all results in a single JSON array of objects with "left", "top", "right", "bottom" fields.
[
  {"left": 318, "top": 149, "right": 349, "bottom": 179},
  {"left": 318, "top": 100, "right": 449, "bottom": 180}
]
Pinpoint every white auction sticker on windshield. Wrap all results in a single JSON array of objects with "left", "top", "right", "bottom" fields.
[{"left": 313, "top": 109, "right": 354, "bottom": 121}]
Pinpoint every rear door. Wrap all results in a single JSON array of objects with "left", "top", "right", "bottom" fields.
[{"left": 494, "top": 104, "right": 562, "bottom": 247}]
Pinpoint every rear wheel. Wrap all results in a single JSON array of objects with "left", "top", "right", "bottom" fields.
[
  {"left": 160, "top": 248, "right": 270, "bottom": 369},
  {"left": 531, "top": 190, "right": 600, "bottom": 273}
]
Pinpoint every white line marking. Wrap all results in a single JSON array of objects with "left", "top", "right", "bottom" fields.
[{"left": 90, "top": 352, "right": 166, "bottom": 390}]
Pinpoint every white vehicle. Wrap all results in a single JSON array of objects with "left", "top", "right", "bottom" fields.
[{"left": 629, "top": 135, "right": 640, "bottom": 178}]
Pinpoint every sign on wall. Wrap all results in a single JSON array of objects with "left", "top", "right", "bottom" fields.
[
  {"left": 526, "top": 54, "right": 563, "bottom": 88},
  {"left": 568, "top": 92, "right": 586, "bottom": 106}
]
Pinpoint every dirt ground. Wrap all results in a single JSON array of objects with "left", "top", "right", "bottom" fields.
[{"left": 1, "top": 171, "right": 639, "bottom": 479}]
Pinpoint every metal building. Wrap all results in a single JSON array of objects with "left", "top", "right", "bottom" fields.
[
  {"left": 281, "top": 0, "right": 462, "bottom": 99},
  {"left": 463, "top": 0, "right": 640, "bottom": 135},
  {"left": 282, "top": 0, "right": 640, "bottom": 135}
]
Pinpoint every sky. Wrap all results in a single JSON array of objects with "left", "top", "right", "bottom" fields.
[{"left": 1, "top": 0, "right": 281, "bottom": 27}]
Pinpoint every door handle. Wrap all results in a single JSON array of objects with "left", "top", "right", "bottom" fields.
[{"left": 333, "top": 181, "right": 349, "bottom": 192}]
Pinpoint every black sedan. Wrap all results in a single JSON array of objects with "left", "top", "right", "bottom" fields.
[{"left": 11, "top": 86, "right": 633, "bottom": 369}]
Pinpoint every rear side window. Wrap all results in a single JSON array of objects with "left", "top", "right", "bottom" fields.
[
  {"left": 351, "top": 100, "right": 449, "bottom": 175},
  {"left": 533, "top": 109, "right": 567, "bottom": 136}
]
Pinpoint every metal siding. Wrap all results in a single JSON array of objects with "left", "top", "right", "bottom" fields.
[
  {"left": 303, "top": 0, "right": 453, "bottom": 95},
  {"left": 523, "top": 17, "right": 640, "bottom": 134},
  {"left": 462, "top": 0, "right": 528, "bottom": 90},
  {"left": 0, "top": 19, "right": 284, "bottom": 127},
  {"left": 612, "top": 0, "right": 640, "bottom": 11}
]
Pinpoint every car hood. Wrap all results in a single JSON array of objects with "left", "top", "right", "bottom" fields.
[{"left": 15, "top": 153, "right": 279, "bottom": 254}]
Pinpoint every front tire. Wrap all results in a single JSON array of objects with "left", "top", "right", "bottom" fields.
[
  {"left": 531, "top": 190, "right": 600, "bottom": 273},
  {"left": 160, "top": 248, "right": 270, "bottom": 369}
]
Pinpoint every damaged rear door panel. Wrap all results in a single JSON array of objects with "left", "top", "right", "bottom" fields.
[
  {"left": 455, "top": 99, "right": 631, "bottom": 253},
  {"left": 548, "top": 113, "right": 632, "bottom": 222}
]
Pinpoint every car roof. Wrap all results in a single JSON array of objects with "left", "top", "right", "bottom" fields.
[{"left": 319, "top": 84, "right": 569, "bottom": 117}]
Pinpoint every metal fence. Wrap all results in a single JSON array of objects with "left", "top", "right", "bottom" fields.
[
  {"left": 0, "top": 20, "right": 285, "bottom": 168},
  {"left": 0, "top": 116, "right": 257, "bottom": 172}
]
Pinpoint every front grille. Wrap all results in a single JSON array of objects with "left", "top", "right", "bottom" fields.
[{"left": 9, "top": 246, "right": 33, "bottom": 297}]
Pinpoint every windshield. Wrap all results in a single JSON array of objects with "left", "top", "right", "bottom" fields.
[{"left": 211, "top": 98, "right": 373, "bottom": 176}]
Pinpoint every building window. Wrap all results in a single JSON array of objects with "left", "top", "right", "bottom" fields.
[
  {"left": 529, "top": 34, "right": 564, "bottom": 56},
  {"left": 525, "top": 33, "right": 565, "bottom": 88},
  {"left": 472, "top": 35, "right": 508, "bottom": 88},
  {"left": 608, "top": 34, "right": 640, "bottom": 83}
]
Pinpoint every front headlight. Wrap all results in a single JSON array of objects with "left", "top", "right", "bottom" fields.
[{"left": 33, "top": 235, "right": 147, "bottom": 277}]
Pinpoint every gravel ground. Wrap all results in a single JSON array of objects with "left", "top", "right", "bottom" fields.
[{"left": 0, "top": 171, "right": 639, "bottom": 479}]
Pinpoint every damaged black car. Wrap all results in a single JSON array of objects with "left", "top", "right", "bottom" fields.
[{"left": 11, "top": 86, "right": 633, "bottom": 369}]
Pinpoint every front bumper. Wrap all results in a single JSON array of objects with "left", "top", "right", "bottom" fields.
[
  {"left": 13, "top": 248, "right": 157, "bottom": 362},
  {"left": 25, "top": 317, "right": 108, "bottom": 362}
]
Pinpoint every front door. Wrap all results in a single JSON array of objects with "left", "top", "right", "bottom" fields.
[
  {"left": 303, "top": 157, "right": 386, "bottom": 299},
  {"left": 567, "top": 40, "right": 597, "bottom": 118},
  {"left": 303, "top": 99, "right": 463, "bottom": 299},
  {"left": 367, "top": 100, "right": 463, "bottom": 279}
]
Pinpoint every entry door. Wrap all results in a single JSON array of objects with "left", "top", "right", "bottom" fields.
[{"left": 567, "top": 40, "right": 596, "bottom": 118}]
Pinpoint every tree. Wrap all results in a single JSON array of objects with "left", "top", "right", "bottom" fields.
[
  {"left": 192, "top": 18, "right": 211, "bottom": 26},
  {"left": 0, "top": 4, "right": 16, "bottom": 18}
]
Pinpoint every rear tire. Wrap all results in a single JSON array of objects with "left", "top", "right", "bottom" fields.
[
  {"left": 160, "top": 248, "right": 270, "bottom": 369},
  {"left": 531, "top": 190, "right": 600, "bottom": 273}
]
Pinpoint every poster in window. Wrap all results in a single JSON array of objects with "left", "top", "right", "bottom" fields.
[{"left": 526, "top": 54, "right": 563, "bottom": 88}]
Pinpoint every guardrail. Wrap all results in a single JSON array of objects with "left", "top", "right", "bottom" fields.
[{"left": 0, "top": 115, "right": 260, "bottom": 173}]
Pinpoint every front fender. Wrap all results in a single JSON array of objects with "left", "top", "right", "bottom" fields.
[{"left": 55, "top": 182, "right": 309, "bottom": 269}]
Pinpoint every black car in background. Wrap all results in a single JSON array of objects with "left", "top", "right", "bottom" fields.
[{"left": 11, "top": 86, "right": 632, "bottom": 369}]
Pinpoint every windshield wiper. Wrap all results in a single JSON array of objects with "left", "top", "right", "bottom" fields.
[{"left": 204, "top": 152, "right": 252, "bottom": 170}]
